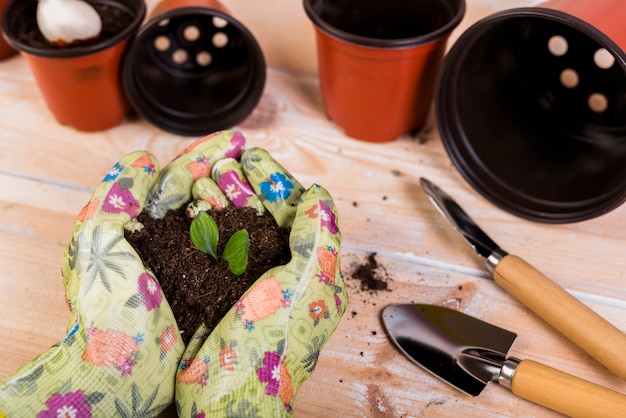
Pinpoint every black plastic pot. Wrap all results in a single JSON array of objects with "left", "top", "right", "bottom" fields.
[
  {"left": 436, "top": 7, "right": 626, "bottom": 223},
  {"left": 123, "top": 4, "right": 266, "bottom": 136}
]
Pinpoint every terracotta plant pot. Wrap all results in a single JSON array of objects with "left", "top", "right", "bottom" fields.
[
  {"left": 1, "top": 0, "right": 145, "bottom": 132},
  {"left": 122, "top": 0, "right": 266, "bottom": 136},
  {"left": 303, "top": 0, "right": 465, "bottom": 142},
  {"left": 0, "top": 0, "right": 17, "bottom": 60},
  {"left": 0, "top": 131, "right": 347, "bottom": 416},
  {"left": 436, "top": 0, "right": 626, "bottom": 223}
]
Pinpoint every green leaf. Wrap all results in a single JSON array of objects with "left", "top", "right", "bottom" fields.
[
  {"left": 190, "top": 211, "right": 218, "bottom": 259},
  {"left": 222, "top": 229, "right": 249, "bottom": 275}
]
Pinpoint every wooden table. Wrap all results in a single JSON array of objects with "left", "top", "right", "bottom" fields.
[{"left": 2, "top": 0, "right": 625, "bottom": 416}]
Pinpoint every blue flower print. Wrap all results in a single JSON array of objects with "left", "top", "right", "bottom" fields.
[
  {"left": 103, "top": 162, "right": 123, "bottom": 182},
  {"left": 260, "top": 173, "right": 294, "bottom": 202}
]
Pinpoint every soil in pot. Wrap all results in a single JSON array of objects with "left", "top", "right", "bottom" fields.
[
  {"left": 125, "top": 204, "right": 292, "bottom": 344},
  {"left": 16, "top": 3, "right": 133, "bottom": 49}
]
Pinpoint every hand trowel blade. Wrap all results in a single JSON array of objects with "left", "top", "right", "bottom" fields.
[{"left": 382, "top": 304, "right": 517, "bottom": 396}]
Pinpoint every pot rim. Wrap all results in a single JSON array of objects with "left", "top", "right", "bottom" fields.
[
  {"left": 302, "top": 0, "right": 466, "bottom": 48},
  {"left": 2, "top": 0, "right": 146, "bottom": 58}
]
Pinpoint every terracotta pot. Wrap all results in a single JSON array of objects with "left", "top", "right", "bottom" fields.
[
  {"left": 303, "top": 0, "right": 465, "bottom": 142},
  {"left": 122, "top": 0, "right": 266, "bottom": 136},
  {"left": 1, "top": 0, "right": 145, "bottom": 132},
  {"left": 436, "top": 0, "right": 626, "bottom": 223},
  {"left": 151, "top": 0, "right": 229, "bottom": 16},
  {"left": 0, "top": 0, "right": 17, "bottom": 60}
]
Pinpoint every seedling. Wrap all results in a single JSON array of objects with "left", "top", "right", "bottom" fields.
[{"left": 190, "top": 211, "right": 249, "bottom": 275}]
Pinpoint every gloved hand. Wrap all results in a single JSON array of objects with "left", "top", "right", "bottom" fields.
[
  {"left": 0, "top": 130, "right": 348, "bottom": 417},
  {"left": 0, "top": 148, "right": 185, "bottom": 416},
  {"left": 172, "top": 146, "right": 348, "bottom": 416}
]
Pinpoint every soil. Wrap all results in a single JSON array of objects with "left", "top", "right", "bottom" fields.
[
  {"left": 125, "top": 205, "right": 292, "bottom": 344},
  {"left": 350, "top": 253, "right": 389, "bottom": 292},
  {"left": 17, "top": 3, "right": 133, "bottom": 49}
]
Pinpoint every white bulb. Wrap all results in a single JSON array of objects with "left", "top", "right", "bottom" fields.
[{"left": 36, "top": 0, "right": 103, "bottom": 45}]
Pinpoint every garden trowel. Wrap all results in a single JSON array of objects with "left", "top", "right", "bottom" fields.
[
  {"left": 420, "top": 177, "right": 626, "bottom": 380},
  {"left": 382, "top": 304, "right": 626, "bottom": 418}
]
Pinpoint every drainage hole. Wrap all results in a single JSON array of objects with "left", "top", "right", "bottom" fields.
[
  {"left": 594, "top": 48, "right": 615, "bottom": 69},
  {"left": 196, "top": 51, "right": 212, "bottom": 67},
  {"left": 560, "top": 68, "right": 579, "bottom": 88},
  {"left": 154, "top": 35, "right": 171, "bottom": 52},
  {"left": 183, "top": 25, "right": 201, "bottom": 42},
  {"left": 213, "top": 17, "right": 228, "bottom": 28},
  {"left": 548, "top": 35, "right": 568, "bottom": 56},
  {"left": 588, "top": 93, "right": 608, "bottom": 113},
  {"left": 213, "top": 32, "right": 228, "bottom": 48},
  {"left": 172, "top": 49, "right": 188, "bottom": 65}
]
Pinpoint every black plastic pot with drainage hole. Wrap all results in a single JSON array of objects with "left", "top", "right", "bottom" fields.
[
  {"left": 436, "top": 7, "right": 626, "bottom": 223},
  {"left": 123, "top": 6, "right": 266, "bottom": 136}
]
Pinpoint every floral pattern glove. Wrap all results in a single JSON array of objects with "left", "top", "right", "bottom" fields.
[
  {"left": 174, "top": 146, "right": 348, "bottom": 417},
  {"left": 0, "top": 130, "right": 348, "bottom": 417},
  {"left": 0, "top": 150, "right": 185, "bottom": 417}
]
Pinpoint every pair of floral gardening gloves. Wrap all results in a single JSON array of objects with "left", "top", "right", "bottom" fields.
[{"left": 0, "top": 130, "right": 348, "bottom": 417}]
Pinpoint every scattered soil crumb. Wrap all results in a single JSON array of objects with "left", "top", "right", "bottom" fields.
[
  {"left": 415, "top": 125, "right": 433, "bottom": 144},
  {"left": 350, "top": 253, "right": 389, "bottom": 292}
]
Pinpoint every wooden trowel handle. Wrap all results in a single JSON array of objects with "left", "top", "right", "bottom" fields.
[
  {"left": 493, "top": 254, "right": 626, "bottom": 380},
  {"left": 512, "top": 359, "right": 626, "bottom": 418}
]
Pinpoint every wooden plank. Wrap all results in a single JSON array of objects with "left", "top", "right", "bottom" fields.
[{"left": 1, "top": 0, "right": 625, "bottom": 416}]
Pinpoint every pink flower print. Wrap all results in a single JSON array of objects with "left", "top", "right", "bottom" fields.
[
  {"left": 305, "top": 200, "right": 339, "bottom": 235},
  {"left": 102, "top": 182, "right": 141, "bottom": 219},
  {"left": 225, "top": 131, "right": 246, "bottom": 159},
  {"left": 318, "top": 200, "right": 339, "bottom": 234},
  {"left": 217, "top": 170, "right": 256, "bottom": 208},
  {"left": 138, "top": 272, "right": 162, "bottom": 311},
  {"left": 335, "top": 293, "right": 342, "bottom": 308},
  {"left": 219, "top": 345, "right": 237, "bottom": 371},
  {"left": 281, "top": 289, "right": 292, "bottom": 308},
  {"left": 257, "top": 351, "right": 281, "bottom": 396},
  {"left": 257, "top": 351, "right": 294, "bottom": 409},
  {"left": 117, "top": 356, "right": 138, "bottom": 377},
  {"left": 37, "top": 390, "right": 92, "bottom": 418}
]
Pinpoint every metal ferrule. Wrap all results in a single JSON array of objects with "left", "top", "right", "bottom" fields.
[
  {"left": 486, "top": 248, "right": 508, "bottom": 275},
  {"left": 498, "top": 357, "right": 521, "bottom": 390}
]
